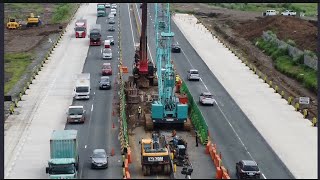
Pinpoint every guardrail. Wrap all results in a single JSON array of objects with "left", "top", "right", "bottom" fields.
[
  {"left": 180, "top": 81, "right": 209, "bottom": 145},
  {"left": 8, "top": 3, "right": 81, "bottom": 117}
]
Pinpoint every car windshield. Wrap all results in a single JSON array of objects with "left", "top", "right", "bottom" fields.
[
  {"left": 50, "top": 164, "right": 75, "bottom": 175},
  {"left": 243, "top": 165, "right": 259, "bottom": 171},
  {"left": 93, "top": 151, "right": 106, "bottom": 158},
  {"left": 101, "top": 77, "right": 109, "bottom": 82},
  {"left": 90, "top": 32, "right": 100, "bottom": 38},
  {"left": 190, "top": 71, "right": 198, "bottom": 74},
  {"left": 204, "top": 94, "right": 213, "bottom": 98},
  {"left": 68, "top": 108, "right": 83, "bottom": 115},
  {"left": 103, "top": 65, "right": 111, "bottom": 69},
  {"left": 103, "top": 49, "right": 111, "bottom": 53},
  {"left": 76, "top": 87, "right": 89, "bottom": 93},
  {"left": 75, "top": 27, "right": 85, "bottom": 31},
  {"left": 107, "top": 36, "right": 113, "bottom": 40}
]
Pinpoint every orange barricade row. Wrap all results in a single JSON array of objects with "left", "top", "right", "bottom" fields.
[
  {"left": 127, "top": 148, "right": 132, "bottom": 164},
  {"left": 125, "top": 171, "right": 131, "bottom": 179}
]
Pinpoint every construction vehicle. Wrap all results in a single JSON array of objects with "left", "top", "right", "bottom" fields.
[
  {"left": 140, "top": 132, "right": 171, "bottom": 176},
  {"left": 168, "top": 135, "right": 190, "bottom": 167},
  {"left": 74, "top": 18, "right": 87, "bottom": 38},
  {"left": 27, "top": 13, "right": 40, "bottom": 27},
  {"left": 97, "top": 4, "right": 107, "bottom": 17},
  {"left": 132, "top": 3, "right": 157, "bottom": 88},
  {"left": 145, "top": 3, "right": 191, "bottom": 131},
  {"left": 6, "top": 18, "right": 21, "bottom": 29},
  {"left": 89, "top": 24, "right": 101, "bottom": 46},
  {"left": 45, "top": 130, "right": 79, "bottom": 179}
]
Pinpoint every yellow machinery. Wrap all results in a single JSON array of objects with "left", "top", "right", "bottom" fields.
[
  {"left": 27, "top": 13, "right": 40, "bottom": 27},
  {"left": 140, "top": 133, "right": 171, "bottom": 176},
  {"left": 6, "top": 18, "right": 20, "bottom": 29}
]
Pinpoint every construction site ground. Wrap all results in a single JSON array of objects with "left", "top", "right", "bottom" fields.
[
  {"left": 4, "top": 3, "right": 78, "bottom": 120},
  {"left": 171, "top": 3, "right": 318, "bottom": 120},
  {"left": 124, "top": 78, "right": 214, "bottom": 179}
]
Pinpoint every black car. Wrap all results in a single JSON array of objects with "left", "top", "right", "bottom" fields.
[
  {"left": 99, "top": 76, "right": 111, "bottom": 90},
  {"left": 108, "top": 25, "right": 115, "bottom": 31},
  {"left": 90, "top": 149, "right": 108, "bottom": 169},
  {"left": 236, "top": 160, "right": 261, "bottom": 179},
  {"left": 108, "top": 19, "right": 115, "bottom": 24},
  {"left": 171, "top": 43, "right": 181, "bottom": 53}
]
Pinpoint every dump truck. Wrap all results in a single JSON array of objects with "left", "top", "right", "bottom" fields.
[
  {"left": 6, "top": 18, "right": 21, "bottom": 29},
  {"left": 74, "top": 19, "right": 87, "bottom": 38},
  {"left": 140, "top": 133, "right": 171, "bottom": 176},
  {"left": 45, "top": 130, "right": 79, "bottom": 179},
  {"left": 97, "top": 4, "right": 107, "bottom": 17},
  {"left": 74, "top": 73, "right": 91, "bottom": 100},
  {"left": 89, "top": 24, "right": 102, "bottom": 46}
]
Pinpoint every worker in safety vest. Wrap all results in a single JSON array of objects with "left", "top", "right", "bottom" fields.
[
  {"left": 175, "top": 75, "right": 182, "bottom": 93},
  {"left": 138, "top": 106, "right": 142, "bottom": 120}
]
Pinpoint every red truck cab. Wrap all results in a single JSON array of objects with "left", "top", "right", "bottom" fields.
[{"left": 75, "top": 19, "right": 87, "bottom": 38}]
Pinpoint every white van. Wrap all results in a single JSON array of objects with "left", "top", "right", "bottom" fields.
[
  {"left": 108, "top": 13, "right": 114, "bottom": 19},
  {"left": 111, "top": 8, "right": 116, "bottom": 16},
  {"left": 74, "top": 73, "right": 91, "bottom": 100},
  {"left": 264, "top": 10, "right": 277, "bottom": 16}
]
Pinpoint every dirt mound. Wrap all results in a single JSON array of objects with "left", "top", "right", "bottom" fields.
[{"left": 234, "top": 16, "right": 317, "bottom": 52}]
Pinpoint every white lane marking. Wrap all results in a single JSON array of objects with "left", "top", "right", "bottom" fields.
[
  {"left": 100, "top": 48, "right": 102, "bottom": 54},
  {"left": 175, "top": 19, "right": 268, "bottom": 179},
  {"left": 127, "top": 3, "right": 136, "bottom": 50},
  {"left": 85, "top": 145, "right": 87, "bottom": 148},
  {"left": 134, "top": 3, "right": 154, "bottom": 64},
  {"left": 93, "top": 92, "right": 95, "bottom": 95},
  {"left": 91, "top": 104, "right": 93, "bottom": 112}
]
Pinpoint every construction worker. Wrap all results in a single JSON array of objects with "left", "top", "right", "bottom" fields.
[
  {"left": 175, "top": 75, "right": 182, "bottom": 93},
  {"left": 138, "top": 106, "right": 142, "bottom": 120}
]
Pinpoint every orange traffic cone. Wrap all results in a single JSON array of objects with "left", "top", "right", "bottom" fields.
[{"left": 111, "top": 148, "right": 115, "bottom": 156}]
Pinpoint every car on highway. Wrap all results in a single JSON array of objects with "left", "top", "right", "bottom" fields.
[
  {"left": 67, "top": 105, "right": 86, "bottom": 123},
  {"left": 111, "top": 3, "right": 117, "bottom": 9},
  {"left": 236, "top": 160, "right": 261, "bottom": 179},
  {"left": 102, "top": 48, "right": 112, "bottom": 60},
  {"left": 99, "top": 76, "right": 111, "bottom": 90},
  {"left": 199, "top": 92, "right": 216, "bottom": 106},
  {"left": 111, "top": 8, "right": 116, "bottom": 16},
  {"left": 108, "top": 13, "right": 114, "bottom": 19},
  {"left": 90, "top": 149, "right": 108, "bottom": 169},
  {"left": 105, "top": 3, "right": 110, "bottom": 8},
  {"left": 107, "top": 36, "right": 114, "bottom": 45},
  {"left": 108, "top": 18, "right": 115, "bottom": 24},
  {"left": 108, "top": 25, "right": 115, "bottom": 31},
  {"left": 171, "top": 42, "right": 181, "bottom": 53},
  {"left": 102, "top": 62, "right": 112, "bottom": 76},
  {"left": 187, "top": 69, "right": 200, "bottom": 81}
]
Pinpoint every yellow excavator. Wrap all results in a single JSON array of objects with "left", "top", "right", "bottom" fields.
[
  {"left": 6, "top": 18, "right": 21, "bottom": 30},
  {"left": 27, "top": 13, "right": 40, "bottom": 27}
]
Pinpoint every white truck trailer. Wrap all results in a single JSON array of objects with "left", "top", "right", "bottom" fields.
[{"left": 74, "top": 73, "right": 91, "bottom": 100}]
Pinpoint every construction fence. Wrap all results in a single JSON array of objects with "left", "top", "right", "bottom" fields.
[{"left": 180, "top": 81, "right": 209, "bottom": 145}]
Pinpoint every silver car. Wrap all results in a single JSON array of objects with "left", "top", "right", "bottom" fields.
[
  {"left": 199, "top": 92, "right": 216, "bottom": 106},
  {"left": 90, "top": 149, "right": 108, "bottom": 169},
  {"left": 187, "top": 69, "right": 200, "bottom": 81},
  {"left": 102, "top": 48, "right": 112, "bottom": 60}
]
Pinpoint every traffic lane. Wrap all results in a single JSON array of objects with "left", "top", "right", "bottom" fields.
[{"left": 169, "top": 15, "right": 294, "bottom": 179}]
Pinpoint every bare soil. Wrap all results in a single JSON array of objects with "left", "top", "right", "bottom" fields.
[{"left": 172, "top": 3, "right": 318, "bottom": 120}]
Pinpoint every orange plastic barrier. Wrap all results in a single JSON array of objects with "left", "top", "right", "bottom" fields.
[
  {"left": 121, "top": 66, "right": 128, "bottom": 73},
  {"left": 125, "top": 159, "right": 129, "bottom": 172},
  {"left": 125, "top": 171, "right": 131, "bottom": 179},
  {"left": 127, "top": 148, "right": 132, "bottom": 164},
  {"left": 221, "top": 166, "right": 230, "bottom": 179},
  {"left": 215, "top": 166, "right": 223, "bottom": 179},
  {"left": 206, "top": 141, "right": 211, "bottom": 154}
]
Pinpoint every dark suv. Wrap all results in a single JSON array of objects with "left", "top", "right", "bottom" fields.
[
  {"left": 236, "top": 160, "right": 261, "bottom": 179},
  {"left": 99, "top": 76, "right": 111, "bottom": 90}
]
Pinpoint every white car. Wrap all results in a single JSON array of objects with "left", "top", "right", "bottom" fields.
[
  {"left": 111, "top": 8, "right": 116, "bottom": 16},
  {"left": 102, "top": 48, "right": 112, "bottom": 60},
  {"left": 108, "top": 13, "right": 114, "bottom": 19},
  {"left": 281, "top": 10, "right": 296, "bottom": 16},
  {"left": 199, "top": 92, "right": 216, "bottom": 106},
  {"left": 111, "top": 4, "right": 117, "bottom": 9},
  {"left": 105, "top": 3, "right": 110, "bottom": 8},
  {"left": 187, "top": 69, "right": 200, "bottom": 81}
]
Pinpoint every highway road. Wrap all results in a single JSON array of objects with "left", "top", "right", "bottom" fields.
[
  {"left": 64, "top": 6, "right": 122, "bottom": 179},
  {"left": 140, "top": 3, "right": 294, "bottom": 179}
]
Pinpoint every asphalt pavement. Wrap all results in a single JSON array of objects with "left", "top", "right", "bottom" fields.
[
  {"left": 145, "top": 3, "right": 294, "bottom": 179},
  {"left": 64, "top": 5, "right": 123, "bottom": 179}
]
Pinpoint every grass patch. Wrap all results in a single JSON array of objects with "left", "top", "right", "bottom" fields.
[
  {"left": 51, "top": 3, "right": 78, "bottom": 24},
  {"left": 4, "top": 53, "right": 32, "bottom": 94},
  {"left": 255, "top": 37, "right": 317, "bottom": 93},
  {"left": 207, "top": 3, "right": 317, "bottom": 17},
  {"left": 4, "top": 3, "right": 44, "bottom": 21}
]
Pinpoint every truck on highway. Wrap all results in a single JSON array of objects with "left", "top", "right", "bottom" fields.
[
  {"left": 74, "top": 73, "right": 91, "bottom": 100},
  {"left": 45, "top": 130, "right": 79, "bottom": 179},
  {"left": 89, "top": 24, "right": 102, "bottom": 46},
  {"left": 97, "top": 4, "right": 106, "bottom": 17},
  {"left": 74, "top": 18, "right": 87, "bottom": 38}
]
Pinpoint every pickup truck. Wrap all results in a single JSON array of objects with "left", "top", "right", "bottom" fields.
[{"left": 281, "top": 10, "right": 296, "bottom": 16}]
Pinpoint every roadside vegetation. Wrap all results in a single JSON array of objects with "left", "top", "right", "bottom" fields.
[
  {"left": 207, "top": 3, "right": 317, "bottom": 17},
  {"left": 255, "top": 36, "right": 317, "bottom": 93},
  {"left": 4, "top": 53, "right": 32, "bottom": 94},
  {"left": 51, "top": 3, "right": 79, "bottom": 24}
]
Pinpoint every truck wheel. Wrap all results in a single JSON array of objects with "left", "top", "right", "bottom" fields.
[
  {"left": 142, "top": 165, "right": 147, "bottom": 176},
  {"left": 147, "top": 166, "right": 151, "bottom": 176}
]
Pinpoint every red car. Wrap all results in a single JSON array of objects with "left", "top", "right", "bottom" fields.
[{"left": 102, "top": 63, "right": 112, "bottom": 76}]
